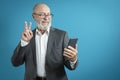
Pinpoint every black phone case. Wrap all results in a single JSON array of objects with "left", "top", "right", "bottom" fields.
[{"left": 68, "top": 38, "right": 78, "bottom": 48}]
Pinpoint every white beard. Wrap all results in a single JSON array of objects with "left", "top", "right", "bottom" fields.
[{"left": 37, "top": 21, "right": 51, "bottom": 31}]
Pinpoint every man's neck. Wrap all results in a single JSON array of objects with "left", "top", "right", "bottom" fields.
[{"left": 37, "top": 28, "right": 46, "bottom": 34}]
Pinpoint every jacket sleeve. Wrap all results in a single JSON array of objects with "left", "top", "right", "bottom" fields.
[
  {"left": 63, "top": 32, "right": 78, "bottom": 70},
  {"left": 11, "top": 42, "right": 28, "bottom": 67}
]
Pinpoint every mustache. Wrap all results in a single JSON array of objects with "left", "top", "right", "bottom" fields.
[{"left": 42, "top": 21, "right": 49, "bottom": 23}]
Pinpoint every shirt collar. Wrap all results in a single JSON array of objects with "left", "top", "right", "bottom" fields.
[{"left": 36, "top": 26, "right": 50, "bottom": 36}]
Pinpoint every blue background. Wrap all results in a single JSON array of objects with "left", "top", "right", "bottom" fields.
[{"left": 0, "top": 0, "right": 120, "bottom": 80}]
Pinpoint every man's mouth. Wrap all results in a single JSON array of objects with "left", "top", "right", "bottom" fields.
[{"left": 42, "top": 21, "right": 49, "bottom": 23}]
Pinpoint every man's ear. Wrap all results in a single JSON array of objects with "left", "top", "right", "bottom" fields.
[{"left": 32, "top": 14, "right": 34, "bottom": 19}]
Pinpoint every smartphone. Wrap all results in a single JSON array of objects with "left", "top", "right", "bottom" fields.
[{"left": 68, "top": 38, "right": 78, "bottom": 48}]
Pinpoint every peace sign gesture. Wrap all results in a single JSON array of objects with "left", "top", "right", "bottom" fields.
[{"left": 22, "top": 21, "right": 33, "bottom": 42}]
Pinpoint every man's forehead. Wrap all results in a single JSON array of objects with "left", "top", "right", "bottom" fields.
[{"left": 34, "top": 4, "right": 50, "bottom": 12}]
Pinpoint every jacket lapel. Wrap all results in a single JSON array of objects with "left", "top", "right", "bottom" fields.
[
  {"left": 46, "top": 27, "right": 55, "bottom": 56},
  {"left": 31, "top": 29, "right": 37, "bottom": 66}
]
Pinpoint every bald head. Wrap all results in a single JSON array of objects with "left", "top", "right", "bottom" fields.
[{"left": 33, "top": 3, "right": 50, "bottom": 13}]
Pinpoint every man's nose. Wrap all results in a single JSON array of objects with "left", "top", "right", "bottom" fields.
[{"left": 43, "top": 16, "right": 48, "bottom": 20}]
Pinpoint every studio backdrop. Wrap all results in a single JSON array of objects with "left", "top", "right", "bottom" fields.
[{"left": 0, "top": 0, "right": 120, "bottom": 80}]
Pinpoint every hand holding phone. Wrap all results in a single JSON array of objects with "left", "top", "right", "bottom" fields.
[{"left": 64, "top": 38, "right": 78, "bottom": 61}]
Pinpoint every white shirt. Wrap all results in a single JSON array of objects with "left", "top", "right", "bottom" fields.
[{"left": 35, "top": 28, "right": 49, "bottom": 77}]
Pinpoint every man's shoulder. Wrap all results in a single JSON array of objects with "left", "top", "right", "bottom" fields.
[{"left": 51, "top": 27, "right": 66, "bottom": 33}]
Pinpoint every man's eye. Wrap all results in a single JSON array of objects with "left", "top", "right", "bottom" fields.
[{"left": 38, "top": 14, "right": 43, "bottom": 16}]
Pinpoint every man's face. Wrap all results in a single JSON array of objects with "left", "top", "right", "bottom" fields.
[{"left": 32, "top": 5, "right": 51, "bottom": 27}]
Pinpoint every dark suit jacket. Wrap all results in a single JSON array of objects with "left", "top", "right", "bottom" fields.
[{"left": 11, "top": 27, "right": 78, "bottom": 80}]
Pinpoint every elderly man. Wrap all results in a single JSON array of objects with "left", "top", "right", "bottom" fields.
[{"left": 11, "top": 3, "right": 78, "bottom": 80}]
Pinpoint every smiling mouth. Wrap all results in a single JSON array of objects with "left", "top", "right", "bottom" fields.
[{"left": 42, "top": 21, "right": 49, "bottom": 23}]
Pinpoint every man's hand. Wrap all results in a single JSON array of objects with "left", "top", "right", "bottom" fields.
[
  {"left": 22, "top": 26, "right": 33, "bottom": 42},
  {"left": 63, "top": 45, "right": 78, "bottom": 62}
]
